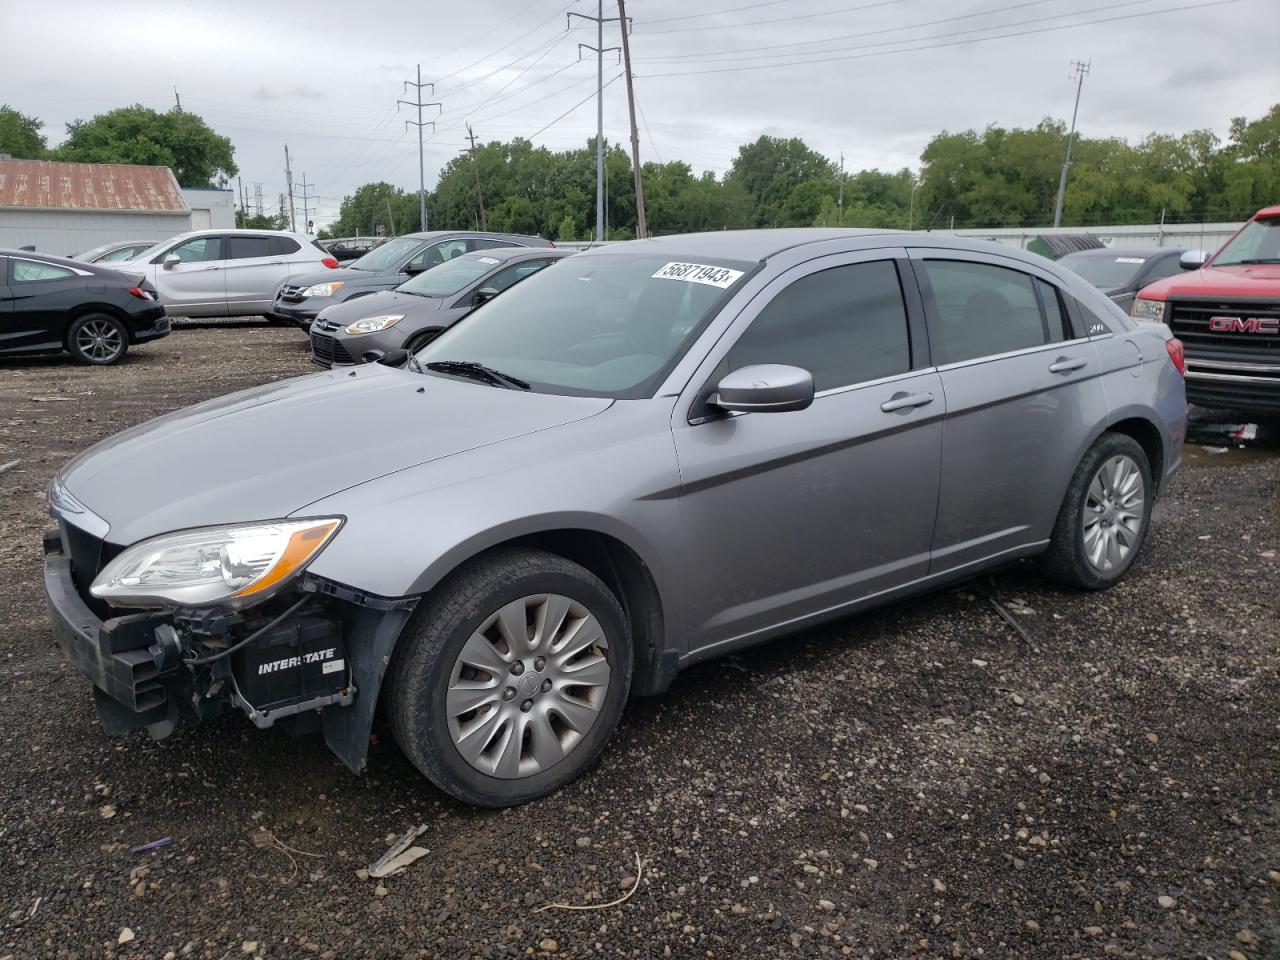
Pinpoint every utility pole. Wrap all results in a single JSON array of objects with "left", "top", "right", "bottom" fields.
[
  {"left": 908, "top": 177, "right": 920, "bottom": 231},
  {"left": 465, "top": 124, "right": 487, "bottom": 231},
  {"left": 174, "top": 88, "right": 183, "bottom": 113},
  {"left": 1052, "top": 59, "right": 1090, "bottom": 228},
  {"left": 253, "top": 182, "right": 263, "bottom": 218},
  {"left": 399, "top": 64, "right": 442, "bottom": 233},
  {"left": 296, "top": 174, "right": 318, "bottom": 236},
  {"left": 616, "top": 0, "right": 645, "bottom": 238},
  {"left": 569, "top": 2, "right": 621, "bottom": 242},
  {"left": 237, "top": 176, "right": 246, "bottom": 227},
  {"left": 837, "top": 152, "right": 844, "bottom": 226},
  {"left": 283, "top": 144, "right": 297, "bottom": 233}
]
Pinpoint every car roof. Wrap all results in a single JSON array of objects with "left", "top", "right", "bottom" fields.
[
  {"left": 456, "top": 246, "right": 573, "bottom": 264},
  {"left": 397, "top": 230, "right": 550, "bottom": 243},
  {"left": 1059, "top": 247, "right": 1178, "bottom": 260},
  {"left": 596, "top": 228, "right": 901, "bottom": 262}
]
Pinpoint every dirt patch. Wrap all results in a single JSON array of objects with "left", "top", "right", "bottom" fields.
[{"left": 0, "top": 326, "right": 1277, "bottom": 959}]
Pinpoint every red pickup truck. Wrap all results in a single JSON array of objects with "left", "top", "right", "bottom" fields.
[{"left": 1131, "top": 205, "right": 1280, "bottom": 411}]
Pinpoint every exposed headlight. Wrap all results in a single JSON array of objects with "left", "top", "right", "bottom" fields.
[
  {"left": 1131, "top": 298, "right": 1166, "bottom": 323},
  {"left": 90, "top": 518, "right": 341, "bottom": 608},
  {"left": 345, "top": 314, "right": 403, "bottom": 335},
  {"left": 301, "top": 281, "right": 344, "bottom": 298}
]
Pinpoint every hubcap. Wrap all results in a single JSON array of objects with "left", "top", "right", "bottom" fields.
[
  {"left": 76, "top": 319, "right": 123, "bottom": 362},
  {"left": 1082, "top": 454, "right": 1145, "bottom": 573},
  {"left": 445, "top": 594, "right": 611, "bottom": 779}
]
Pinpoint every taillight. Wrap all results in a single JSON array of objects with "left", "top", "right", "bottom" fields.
[
  {"left": 1165, "top": 337, "right": 1186, "bottom": 376},
  {"left": 548, "top": 240, "right": 556, "bottom": 248},
  {"left": 322, "top": 257, "right": 339, "bottom": 269},
  {"left": 127, "top": 287, "right": 155, "bottom": 300}
]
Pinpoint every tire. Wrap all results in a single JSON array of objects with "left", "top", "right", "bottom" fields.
[
  {"left": 404, "top": 328, "right": 443, "bottom": 353},
  {"left": 387, "top": 548, "right": 632, "bottom": 807},
  {"left": 67, "top": 313, "right": 129, "bottom": 365},
  {"left": 1041, "top": 432, "right": 1153, "bottom": 590}
]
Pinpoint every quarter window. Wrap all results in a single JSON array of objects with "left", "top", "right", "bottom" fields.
[
  {"left": 12, "top": 259, "right": 75, "bottom": 283},
  {"left": 726, "top": 260, "right": 911, "bottom": 392},
  {"left": 922, "top": 260, "right": 1066, "bottom": 364}
]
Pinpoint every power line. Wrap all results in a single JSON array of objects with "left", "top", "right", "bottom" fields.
[
  {"left": 641, "top": 0, "right": 795, "bottom": 25},
  {"left": 637, "top": 0, "right": 1238, "bottom": 77},
  {"left": 528, "top": 73, "right": 623, "bottom": 140},
  {"left": 636, "top": 0, "right": 908, "bottom": 35}
]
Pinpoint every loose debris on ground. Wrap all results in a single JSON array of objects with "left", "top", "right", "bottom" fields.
[{"left": 0, "top": 325, "right": 1277, "bottom": 958}]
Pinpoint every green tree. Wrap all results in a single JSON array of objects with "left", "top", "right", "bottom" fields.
[
  {"left": 556, "top": 214, "right": 577, "bottom": 242},
  {"left": 727, "top": 136, "right": 835, "bottom": 227},
  {"left": 55, "top": 105, "right": 236, "bottom": 187},
  {"left": 0, "top": 105, "right": 47, "bottom": 159}
]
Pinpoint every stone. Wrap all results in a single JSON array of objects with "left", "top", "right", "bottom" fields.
[
  {"left": 575, "top": 836, "right": 591, "bottom": 848},
  {"left": 1157, "top": 895, "right": 1175, "bottom": 909},
  {"left": 374, "top": 884, "right": 389, "bottom": 897},
  {"left": 117, "top": 928, "right": 135, "bottom": 945},
  {"left": 818, "top": 899, "right": 835, "bottom": 913},
  {"left": 539, "top": 938, "right": 559, "bottom": 953},
  {"left": 1237, "top": 930, "right": 1256, "bottom": 946},
  {"left": 242, "top": 943, "right": 258, "bottom": 955},
  {"left": 1025, "top": 920, "right": 1041, "bottom": 932},
  {"left": 932, "top": 878, "right": 946, "bottom": 893}
]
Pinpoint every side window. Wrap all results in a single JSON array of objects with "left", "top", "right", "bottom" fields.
[
  {"left": 473, "top": 239, "right": 519, "bottom": 251},
  {"left": 275, "top": 237, "right": 303, "bottom": 256},
  {"left": 409, "top": 240, "right": 468, "bottom": 270},
  {"left": 922, "top": 259, "right": 1063, "bottom": 365},
  {"left": 1035, "top": 279, "right": 1069, "bottom": 341},
  {"left": 226, "top": 236, "right": 273, "bottom": 260},
  {"left": 1143, "top": 255, "right": 1182, "bottom": 284},
  {"left": 163, "top": 236, "right": 222, "bottom": 263},
  {"left": 12, "top": 260, "right": 75, "bottom": 283},
  {"left": 725, "top": 260, "right": 911, "bottom": 392},
  {"left": 485, "top": 259, "right": 551, "bottom": 293}
]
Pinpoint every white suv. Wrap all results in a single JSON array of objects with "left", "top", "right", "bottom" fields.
[{"left": 115, "top": 229, "right": 336, "bottom": 319}]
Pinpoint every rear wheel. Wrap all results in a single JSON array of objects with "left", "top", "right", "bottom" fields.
[
  {"left": 67, "top": 313, "right": 128, "bottom": 365},
  {"left": 1041, "top": 432, "right": 1152, "bottom": 590},
  {"left": 387, "top": 548, "right": 632, "bottom": 807}
]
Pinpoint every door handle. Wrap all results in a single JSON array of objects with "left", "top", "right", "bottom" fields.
[
  {"left": 1048, "top": 356, "right": 1087, "bottom": 374},
  {"left": 880, "top": 392, "right": 935, "bottom": 413},
  {"left": 203, "top": 265, "right": 222, "bottom": 271}
]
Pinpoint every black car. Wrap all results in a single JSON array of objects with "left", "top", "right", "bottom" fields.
[
  {"left": 1056, "top": 248, "right": 1186, "bottom": 314},
  {"left": 271, "top": 230, "right": 553, "bottom": 329},
  {"left": 0, "top": 250, "right": 169, "bottom": 365}
]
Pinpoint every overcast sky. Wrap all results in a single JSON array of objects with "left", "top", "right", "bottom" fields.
[{"left": 3, "top": 0, "right": 1276, "bottom": 228}]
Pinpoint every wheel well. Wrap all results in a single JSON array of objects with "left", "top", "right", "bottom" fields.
[
  {"left": 406, "top": 328, "right": 444, "bottom": 350},
  {"left": 469, "top": 530, "right": 671, "bottom": 695},
  {"left": 1107, "top": 417, "right": 1165, "bottom": 493},
  {"left": 65, "top": 304, "right": 133, "bottom": 345}
]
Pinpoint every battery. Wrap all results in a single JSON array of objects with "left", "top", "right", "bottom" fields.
[{"left": 231, "top": 612, "right": 347, "bottom": 713}]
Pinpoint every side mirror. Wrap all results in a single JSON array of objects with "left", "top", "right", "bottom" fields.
[
  {"left": 1179, "top": 249, "right": 1209, "bottom": 271},
  {"left": 709, "top": 364, "right": 814, "bottom": 414},
  {"left": 473, "top": 287, "right": 499, "bottom": 306},
  {"left": 163, "top": 254, "right": 181, "bottom": 269},
  {"left": 403, "top": 261, "right": 427, "bottom": 275}
]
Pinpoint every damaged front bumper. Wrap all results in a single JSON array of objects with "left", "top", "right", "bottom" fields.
[{"left": 43, "top": 531, "right": 416, "bottom": 773}]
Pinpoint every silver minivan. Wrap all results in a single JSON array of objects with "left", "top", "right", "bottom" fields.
[
  {"left": 44, "top": 230, "right": 1187, "bottom": 807},
  {"left": 115, "top": 229, "right": 335, "bottom": 318}
]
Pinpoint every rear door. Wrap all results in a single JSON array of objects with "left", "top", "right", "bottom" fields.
[
  {"left": 224, "top": 235, "right": 288, "bottom": 311},
  {"left": 673, "top": 250, "right": 945, "bottom": 652},
  {"left": 151, "top": 235, "right": 227, "bottom": 315},
  {"left": 909, "top": 249, "right": 1107, "bottom": 573},
  {"left": 1, "top": 257, "right": 87, "bottom": 352}
]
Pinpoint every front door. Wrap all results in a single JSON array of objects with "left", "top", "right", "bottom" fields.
[
  {"left": 673, "top": 252, "right": 945, "bottom": 655},
  {"left": 909, "top": 250, "right": 1108, "bottom": 572},
  {"left": 152, "top": 235, "right": 227, "bottom": 316}
]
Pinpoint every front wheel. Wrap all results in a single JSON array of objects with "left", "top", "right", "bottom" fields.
[
  {"left": 387, "top": 548, "right": 632, "bottom": 807},
  {"left": 67, "top": 313, "right": 128, "bottom": 365},
  {"left": 1041, "top": 432, "right": 1153, "bottom": 590}
]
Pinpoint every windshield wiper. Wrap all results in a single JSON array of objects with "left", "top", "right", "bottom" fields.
[
  {"left": 404, "top": 350, "right": 425, "bottom": 375},
  {"left": 425, "top": 360, "right": 530, "bottom": 390},
  {"left": 1234, "top": 258, "right": 1280, "bottom": 264}
]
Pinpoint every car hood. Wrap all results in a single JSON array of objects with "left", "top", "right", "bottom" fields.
[
  {"left": 317, "top": 290, "right": 445, "bottom": 325},
  {"left": 57, "top": 365, "right": 611, "bottom": 546},
  {"left": 291, "top": 266, "right": 389, "bottom": 289},
  {"left": 1139, "top": 262, "right": 1280, "bottom": 300}
]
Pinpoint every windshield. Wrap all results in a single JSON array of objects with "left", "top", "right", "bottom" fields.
[
  {"left": 1212, "top": 217, "right": 1280, "bottom": 266},
  {"left": 1059, "top": 253, "right": 1147, "bottom": 288},
  {"left": 73, "top": 243, "right": 113, "bottom": 262},
  {"left": 416, "top": 253, "right": 754, "bottom": 399},
  {"left": 348, "top": 236, "right": 424, "bottom": 271},
  {"left": 131, "top": 236, "right": 186, "bottom": 263},
  {"left": 399, "top": 256, "right": 496, "bottom": 297}
]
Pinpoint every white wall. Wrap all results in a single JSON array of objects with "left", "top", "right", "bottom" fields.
[
  {"left": 180, "top": 189, "right": 236, "bottom": 230},
  {"left": 929, "top": 221, "right": 1244, "bottom": 255},
  {"left": 0, "top": 209, "right": 192, "bottom": 256}
]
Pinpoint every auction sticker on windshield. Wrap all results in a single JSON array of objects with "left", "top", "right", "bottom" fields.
[{"left": 652, "top": 262, "right": 744, "bottom": 288}]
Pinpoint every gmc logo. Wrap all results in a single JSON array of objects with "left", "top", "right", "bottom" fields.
[{"left": 1209, "top": 315, "right": 1280, "bottom": 334}]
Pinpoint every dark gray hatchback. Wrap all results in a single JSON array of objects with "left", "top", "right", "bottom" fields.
[{"left": 272, "top": 231, "right": 553, "bottom": 328}]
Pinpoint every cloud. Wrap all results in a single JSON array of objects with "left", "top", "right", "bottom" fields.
[{"left": 254, "top": 85, "right": 328, "bottom": 102}]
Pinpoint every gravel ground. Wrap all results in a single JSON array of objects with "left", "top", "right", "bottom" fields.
[{"left": 0, "top": 325, "right": 1277, "bottom": 960}]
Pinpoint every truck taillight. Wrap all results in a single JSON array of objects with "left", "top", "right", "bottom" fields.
[
  {"left": 1166, "top": 338, "right": 1186, "bottom": 376},
  {"left": 322, "top": 257, "right": 339, "bottom": 269}
]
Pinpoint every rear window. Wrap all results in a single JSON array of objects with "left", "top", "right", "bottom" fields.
[
  {"left": 1058, "top": 254, "right": 1147, "bottom": 288},
  {"left": 227, "top": 236, "right": 273, "bottom": 260}
]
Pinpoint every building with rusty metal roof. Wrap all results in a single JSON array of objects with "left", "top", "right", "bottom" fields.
[{"left": 0, "top": 158, "right": 196, "bottom": 255}]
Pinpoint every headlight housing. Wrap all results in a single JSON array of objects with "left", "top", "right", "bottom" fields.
[
  {"left": 345, "top": 314, "right": 403, "bottom": 335},
  {"left": 301, "top": 281, "right": 344, "bottom": 298},
  {"left": 90, "top": 518, "right": 341, "bottom": 609},
  {"left": 1131, "top": 298, "right": 1166, "bottom": 323}
]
